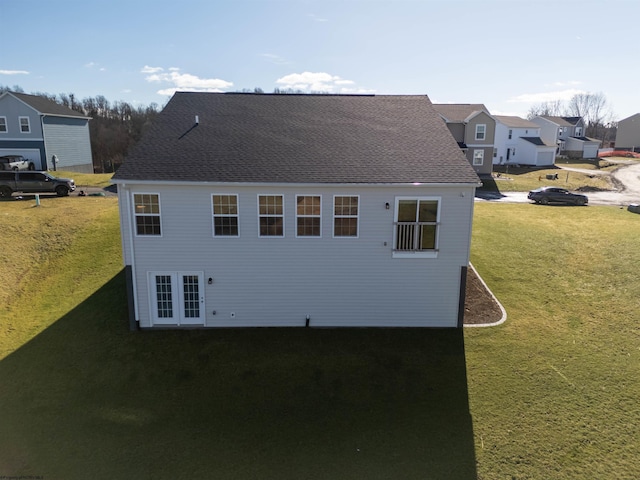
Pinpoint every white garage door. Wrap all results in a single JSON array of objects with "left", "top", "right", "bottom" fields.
[
  {"left": 0, "top": 149, "right": 42, "bottom": 169},
  {"left": 537, "top": 151, "right": 555, "bottom": 166},
  {"left": 583, "top": 145, "right": 599, "bottom": 159}
]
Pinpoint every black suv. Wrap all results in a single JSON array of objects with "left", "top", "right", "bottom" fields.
[{"left": 0, "top": 171, "right": 76, "bottom": 197}]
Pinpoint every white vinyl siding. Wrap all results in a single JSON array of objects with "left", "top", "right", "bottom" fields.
[{"left": 121, "top": 184, "right": 476, "bottom": 328}]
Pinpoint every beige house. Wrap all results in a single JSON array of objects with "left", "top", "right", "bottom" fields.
[{"left": 432, "top": 104, "right": 495, "bottom": 176}]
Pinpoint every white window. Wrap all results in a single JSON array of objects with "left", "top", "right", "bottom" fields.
[
  {"left": 212, "top": 194, "right": 239, "bottom": 236},
  {"left": 575, "top": 127, "right": 583, "bottom": 136},
  {"left": 393, "top": 197, "right": 440, "bottom": 258},
  {"left": 0, "top": 117, "right": 7, "bottom": 133},
  {"left": 258, "top": 195, "right": 284, "bottom": 237},
  {"left": 473, "top": 150, "right": 484, "bottom": 166},
  {"left": 133, "top": 193, "right": 161, "bottom": 236},
  {"left": 475, "top": 124, "right": 486, "bottom": 141},
  {"left": 296, "top": 195, "right": 321, "bottom": 237},
  {"left": 333, "top": 195, "right": 359, "bottom": 237},
  {"left": 19, "top": 116, "right": 30, "bottom": 133},
  {"left": 558, "top": 127, "right": 564, "bottom": 136}
]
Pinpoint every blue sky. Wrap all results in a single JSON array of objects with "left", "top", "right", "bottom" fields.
[{"left": 1, "top": 0, "right": 638, "bottom": 120}]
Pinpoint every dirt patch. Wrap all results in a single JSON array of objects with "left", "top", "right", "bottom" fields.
[{"left": 464, "top": 267, "right": 503, "bottom": 325}]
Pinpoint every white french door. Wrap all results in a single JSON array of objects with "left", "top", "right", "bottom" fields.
[{"left": 149, "top": 272, "right": 205, "bottom": 326}]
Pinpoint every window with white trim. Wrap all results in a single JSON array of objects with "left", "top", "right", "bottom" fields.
[
  {"left": 258, "top": 195, "right": 284, "bottom": 237},
  {"left": 394, "top": 198, "right": 440, "bottom": 255},
  {"left": 133, "top": 193, "right": 161, "bottom": 236},
  {"left": 296, "top": 195, "right": 321, "bottom": 237},
  {"left": 19, "top": 116, "right": 30, "bottom": 133},
  {"left": 333, "top": 195, "right": 359, "bottom": 237},
  {"left": 473, "top": 149, "right": 484, "bottom": 166},
  {"left": 508, "top": 129, "right": 512, "bottom": 139},
  {"left": 212, "top": 194, "right": 239, "bottom": 236},
  {"left": 575, "top": 126, "right": 583, "bottom": 136},
  {"left": 0, "top": 117, "right": 7, "bottom": 133},
  {"left": 475, "top": 124, "right": 486, "bottom": 141}
]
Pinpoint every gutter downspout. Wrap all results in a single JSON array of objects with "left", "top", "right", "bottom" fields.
[
  {"left": 122, "top": 184, "right": 140, "bottom": 328},
  {"left": 40, "top": 114, "right": 48, "bottom": 170}
]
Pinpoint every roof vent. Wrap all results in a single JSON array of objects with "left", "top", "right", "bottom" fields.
[{"left": 195, "top": 115, "right": 199, "bottom": 125}]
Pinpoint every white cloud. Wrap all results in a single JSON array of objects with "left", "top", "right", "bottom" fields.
[
  {"left": 141, "top": 65, "right": 163, "bottom": 74},
  {"left": 143, "top": 67, "right": 233, "bottom": 95},
  {"left": 0, "top": 69, "right": 29, "bottom": 75},
  {"left": 275, "top": 71, "right": 370, "bottom": 94},
  {"left": 261, "top": 53, "right": 290, "bottom": 65},
  {"left": 508, "top": 89, "right": 585, "bottom": 103}
]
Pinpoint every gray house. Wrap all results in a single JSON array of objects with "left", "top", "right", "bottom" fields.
[
  {"left": 112, "top": 93, "right": 480, "bottom": 329},
  {"left": 0, "top": 91, "right": 93, "bottom": 172},
  {"left": 432, "top": 104, "right": 496, "bottom": 177},
  {"left": 614, "top": 113, "right": 640, "bottom": 152},
  {"left": 531, "top": 115, "right": 600, "bottom": 159}
]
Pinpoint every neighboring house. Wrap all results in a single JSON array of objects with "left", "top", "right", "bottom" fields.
[
  {"left": 112, "top": 93, "right": 481, "bottom": 329},
  {"left": 493, "top": 116, "right": 556, "bottom": 166},
  {"left": 0, "top": 91, "right": 93, "bottom": 172},
  {"left": 431, "top": 104, "right": 495, "bottom": 176},
  {"left": 614, "top": 113, "right": 640, "bottom": 152},
  {"left": 531, "top": 115, "right": 600, "bottom": 159}
]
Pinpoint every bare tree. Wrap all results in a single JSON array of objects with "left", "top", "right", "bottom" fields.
[
  {"left": 526, "top": 100, "right": 564, "bottom": 119},
  {"left": 565, "top": 92, "right": 613, "bottom": 140}
]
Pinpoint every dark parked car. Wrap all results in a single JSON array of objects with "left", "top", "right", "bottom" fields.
[
  {"left": 528, "top": 186, "right": 588, "bottom": 206},
  {"left": 0, "top": 171, "right": 75, "bottom": 197}
]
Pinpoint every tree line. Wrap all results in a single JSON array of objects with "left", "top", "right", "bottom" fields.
[
  {"left": 1, "top": 85, "right": 159, "bottom": 173},
  {"left": 526, "top": 92, "right": 616, "bottom": 146}
]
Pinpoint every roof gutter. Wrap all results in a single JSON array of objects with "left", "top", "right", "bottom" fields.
[{"left": 110, "top": 179, "right": 483, "bottom": 188}]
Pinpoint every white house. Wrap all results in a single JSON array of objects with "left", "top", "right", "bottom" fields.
[
  {"left": 530, "top": 116, "right": 600, "bottom": 159},
  {"left": 493, "top": 116, "right": 556, "bottom": 166},
  {"left": 112, "top": 93, "right": 481, "bottom": 329}
]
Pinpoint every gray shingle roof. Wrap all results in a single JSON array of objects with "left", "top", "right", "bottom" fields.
[
  {"left": 521, "top": 137, "right": 550, "bottom": 146},
  {"left": 9, "top": 92, "right": 90, "bottom": 119},
  {"left": 113, "top": 93, "right": 480, "bottom": 185},
  {"left": 539, "top": 116, "right": 580, "bottom": 127},
  {"left": 494, "top": 115, "right": 539, "bottom": 129},
  {"left": 431, "top": 104, "right": 490, "bottom": 123}
]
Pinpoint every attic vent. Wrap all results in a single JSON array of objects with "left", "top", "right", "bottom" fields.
[{"left": 195, "top": 115, "right": 199, "bottom": 125}]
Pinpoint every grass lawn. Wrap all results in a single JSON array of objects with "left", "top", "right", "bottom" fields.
[
  {"left": 483, "top": 159, "right": 617, "bottom": 192},
  {"left": 1, "top": 197, "right": 639, "bottom": 479}
]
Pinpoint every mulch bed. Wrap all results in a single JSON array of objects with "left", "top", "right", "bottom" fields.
[{"left": 464, "top": 267, "right": 503, "bottom": 325}]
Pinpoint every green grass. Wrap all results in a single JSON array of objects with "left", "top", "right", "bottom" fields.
[
  {"left": 1, "top": 200, "right": 639, "bottom": 479},
  {"left": 53, "top": 170, "right": 114, "bottom": 188}
]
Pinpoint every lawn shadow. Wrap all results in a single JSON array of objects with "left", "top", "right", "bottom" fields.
[{"left": 0, "top": 271, "right": 478, "bottom": 479}]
